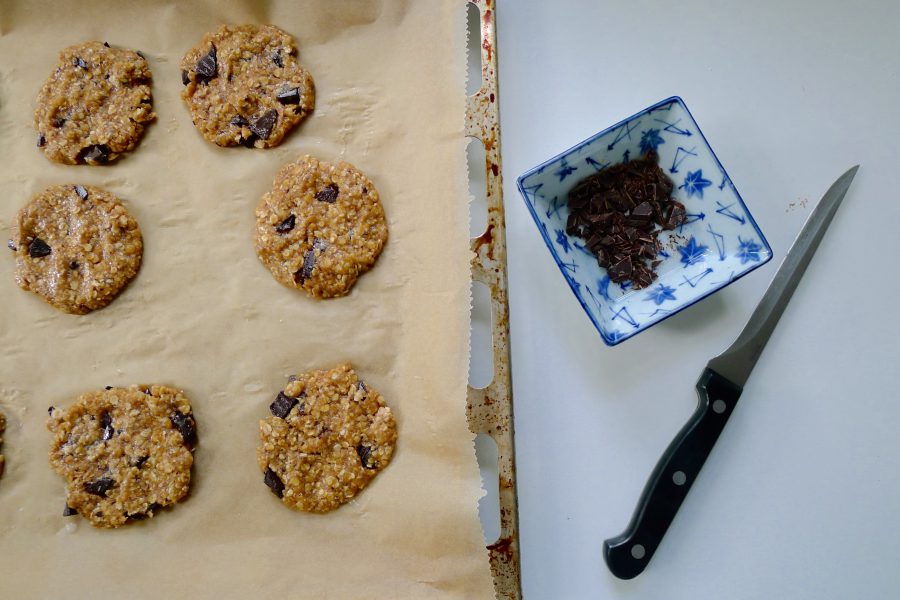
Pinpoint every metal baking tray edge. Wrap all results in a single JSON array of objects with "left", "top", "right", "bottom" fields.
[{"left": 465, "top": 1, "right": 522, "bottom": 598}]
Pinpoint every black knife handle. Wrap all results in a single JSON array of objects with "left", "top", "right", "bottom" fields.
[{"left": 603, "top": 368, "right": 743, "bottom": 580}]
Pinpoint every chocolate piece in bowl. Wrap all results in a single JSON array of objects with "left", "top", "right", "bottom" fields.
[{"left": 566, "top": 150, "right": 686, "bottom": 290}]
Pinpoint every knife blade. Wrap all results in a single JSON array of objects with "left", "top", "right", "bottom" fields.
[{"left": 603, "top": 165, "right": 860, "bottom": 580}]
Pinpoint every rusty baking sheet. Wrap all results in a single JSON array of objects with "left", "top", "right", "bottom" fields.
[{"left": 465, "top": 1, "right": 522, "bottom": 599}]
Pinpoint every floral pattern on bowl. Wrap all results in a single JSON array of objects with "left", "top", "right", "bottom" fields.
[{"left": 516, "top": 96, "right": 772, "bottom": 346}]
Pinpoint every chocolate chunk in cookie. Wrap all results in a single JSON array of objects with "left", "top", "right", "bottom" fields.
[
  {"left": 10, "top": 184, "right": 143, "bottom": 314},
  {"left": 263, "top": 467, "right": 285, "bottom": 498},
  {"left": 195, "top": 45, "right": 217, "bottom": 80},
  {"left": 180, "top": 24, "right": 314, "bottom": 148},
  {"left": 257, "top": 364, "right": 397, "bottom": 513},
  {"left": 269, "top": 391, "right": 299, "bottom": 419},
  {"left": 34, "top": 41, "right": 155, "bottom": 165},
  {"left": 255, "top": 156, "right": 388, "bottom": 299},
  {"left": 170, "top": 410, "right": 197, "bottom": 448},
  {"left": 47, "top": 385, "right": 197, "bottom": 528},
  {"left": 28, "top": 238, "right": 52, "bottom": 258}
]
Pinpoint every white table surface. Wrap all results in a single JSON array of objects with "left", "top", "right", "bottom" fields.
[{"left": 489, "top": 1, "right": 900, "bottom": 598}]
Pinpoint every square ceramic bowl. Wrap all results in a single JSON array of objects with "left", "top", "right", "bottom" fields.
[{"left": 517, "top": 96, "right": 772, "bottom": 346}]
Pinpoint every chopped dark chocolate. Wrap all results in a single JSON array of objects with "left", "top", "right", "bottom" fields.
[
  {"left": 48, "top": 406, "right": 54, "bottom": 415},
  {"left": 74, "top": 185, "right": 88, "bottom": 200},
  {"left": 84, "top": 476, "right": 115, "bottom": 497},
  {"left": 134, "top": 455, "right": 150, "bottom": 469},
  {"left": 565, "top": 150, "right": 685, "bottom": 289},
  {"left": 181, "top": 69, "right": 190, "bottom": 86},
  {"left": 357, "top": 381, "right": 367, "bottom": 392},
  {"left": 272, "top": 51, "right": 284, "bottom": 68},
  {"left": 239, "top": 132, "right": 258, "bottom": 148},
  {"left": 195, "top": 45, "right": 217, "bottom": 80},
  {"left": 100, "top": 411, "right": 114, "bottom": 441},
  {"left": 170, "top": 411, "right": 197, "bottom": 447},
  {"left": 263, "top": 466, "right": 285, "bottom": 498},
  {"left": 7, "top": 239, "right": 17, "bottom": 251},
  {"left": 249, "top": 109, "right": 278, "bottom": 140},
  {"left": 28, "top": 238, "right": 52, "bottom": 258},
  {"left": 269, "top": 391, "right": 299, "bottom": 419},
  {"left": 276, "top": 87, "right": 301, "bottom": 105},
  {"left": 52, "top": 117, "right": 66, "bottom": 128},
  {"left": 80, "top": 144, "right": 110, "bottom": 164},
  {"left": 69, "top": 260, "right": 79, "bottom": 270},
  {"left": 37, "top": 133, "right": 45, "bottom": 147},
  {"left": 73, "top": 56, "right": 88, "bottom": 69},
  {"left": 294, "top": 249, "right": 316, "bottom": 284},
  {"left": 315, "top": 183, "right": 339, "bottom": 203},
  {"left": 63, "top": 504, "right": 78, "bottom": 517},
  {"left": 357, "top": 444, "right": 377, "bottom": 470},
  {"left": 275, "top": 214, "right": 296, "bottom": 233},
  {"left": 104, "top": 386, "right": 113, "bottom": 390},
  {"left": 103, "top": 42, "right": 111, "bottom": 48},
  {"left": 312, "top": 238, "right": 328, "bottom": 252},
  {"left": 230, "top": 114, "right": 248, "bottom": 127},
  {"left": 136, "top": 50, "right": 145, "bottom": 59},
  {"left": 609, "top": 256, "right": 632, "bottom": 280}
]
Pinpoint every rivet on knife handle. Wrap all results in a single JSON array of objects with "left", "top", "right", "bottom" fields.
[{"left": 603, "top": 369, "right": 742, "bottom": 580}]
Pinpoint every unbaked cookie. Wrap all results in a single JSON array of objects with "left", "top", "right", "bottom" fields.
[
  {"left": 254, "top": 155, "right": 388, "bottom": 298},
  {"left": 34, "top": 41, "right": 155, "bottom": 165},
  {"left": 9, "top": 184, "right": 143, "bottom": 314},
  {"left": 257, "top": 364, "right": 397, "bottom": 513},
  {"left": 180, "top": 24, "right": 314, "bottom": 148},
  {"left": 47, "top": 385, "right": 197, "bottom": 528}
]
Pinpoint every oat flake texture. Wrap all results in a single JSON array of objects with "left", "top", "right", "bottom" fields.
[
  {"left": 258, "top": 363, "right": 397, "bottom": 513},
  {"left": 180, "top": 24, "right": 315, "bottom": 148},
  {"left": 47, "top": 385, "right": 196, "bottom": 529},
  {"left": 255, "top": 155, "right": 388, "bottom": 298},
  {"left": 10, "top": 184, "right": 143, "bottom": 314},
  {"left": 34, "top": 41, "right": 155, "bottom": 165}
]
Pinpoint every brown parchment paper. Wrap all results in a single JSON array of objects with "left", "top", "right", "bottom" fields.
[{"left": 0, "top": 1, "right": 496, "bottom": 598}]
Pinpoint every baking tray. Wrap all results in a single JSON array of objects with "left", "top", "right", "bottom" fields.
[{"left": 464, "top": 1, "right": 522, "bottom": 599}]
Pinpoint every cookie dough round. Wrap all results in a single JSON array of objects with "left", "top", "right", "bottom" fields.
[
  {"left": 34, "top": 41, "right": 155, "bottom": 165},
  {"left": 9, "top": 184, "right": 143, "bottom": 314},
  {"left": 254, "top": 155, "right": 388, "bottom": 298},
  {"left": 258, "top": 364, "right": 397, "bottom": 513},
  {"left": 180, "top": 24, "right": 315, "bottom": 148},
  {"left": 47, "top": 385, "right": 197, "bottom": 528}
]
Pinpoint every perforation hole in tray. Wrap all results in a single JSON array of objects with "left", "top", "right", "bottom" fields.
[
  {"left": 475, "top": 432, "right": 501, "bottom": 545},
  {"left": 468, "top": 136, "right": 489, "bottom": 238},
  {"left": 469, "top": 279, "right": 494, "bottom": 390},
  {"left": 466, "top": 2, "right": 484, "bottom": 96}
]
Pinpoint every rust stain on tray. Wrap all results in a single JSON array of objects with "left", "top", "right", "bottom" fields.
[{"left": 465, "top": 1, "right": 522, "bottom": 599}]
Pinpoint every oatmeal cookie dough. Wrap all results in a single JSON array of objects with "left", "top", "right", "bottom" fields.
[
  {"left": 180, "top": 24, "right": 315, "bottom": 148},
  {"left": 34, "top": 41, "right": 155, "bottom": 165},
  {"left": 9, "top": 184, "right": 143, "bottom": 314},
  {"left": 47, "top": 385, "right": 197, "bottom": 528},
  {"left": 258, "top": 364, "right": 397, "bottom": 513},
  {"left": 0, "top": 411, "right": 6, "bottom": 480},
  {"left": 255, "top": 155, "right": 388, "bottom": 298}
]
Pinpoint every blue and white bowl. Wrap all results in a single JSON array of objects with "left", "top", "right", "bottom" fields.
[{"left": 517, "top": 96, "right": 772, "bottom": 346}]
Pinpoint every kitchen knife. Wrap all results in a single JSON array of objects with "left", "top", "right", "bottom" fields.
[{"left": 603, "top": 166, "right": 860, "bottom": 580}]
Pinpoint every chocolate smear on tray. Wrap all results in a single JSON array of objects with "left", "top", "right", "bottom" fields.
[{"left": 566, "top": 150, "right": 686, "bottom": 289}]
